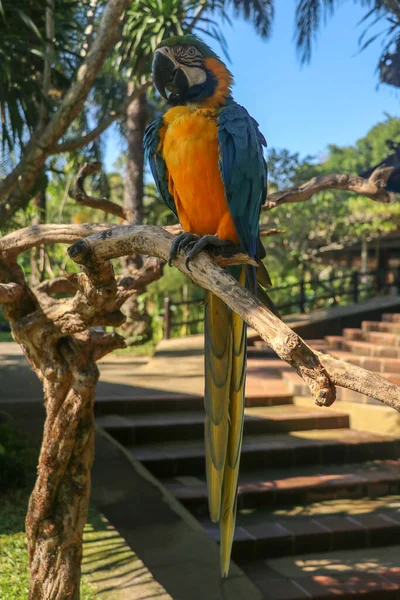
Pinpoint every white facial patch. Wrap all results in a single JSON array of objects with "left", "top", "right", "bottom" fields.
[{"left": 180, "top": 65, "right": 206, "bottom": 87}]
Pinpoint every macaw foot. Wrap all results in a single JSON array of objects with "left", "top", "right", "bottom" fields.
[
  {"left": 168, "top": 232, "right": 200, "bottom": 266},
  {"left": 168, "top": 232, "right": 236, "bottom": 271}
]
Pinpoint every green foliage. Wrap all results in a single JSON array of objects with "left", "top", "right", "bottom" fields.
[
  {"left": 0, "top": 421, "right": 97, "bottom": 599},
  {"left": 264, "top": 116, "right": 400, "bottom": 283},
  {"left": 294, "top": 0, "right": 400, "bottom": 89},
  {"left": 0, "top": 490, "right": 97, "bottom": 600},
  {"left": 0, "top": 0, "right": 89, "bottom": 159},
  {"left": 0, "top": 416, "right": 37, "bottom": 490}
]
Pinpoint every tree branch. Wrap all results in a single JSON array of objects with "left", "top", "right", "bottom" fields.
[
  {"left": 0, "top": 0, "right": 132, "bottom": 225},
  {"left": 35, "top": 277, "right": 79, "bottom": 296},
  {"left": 264, "top": 166, "right": 396, "bottom": 209},
  {"left": 54, "top": 81, "right": 151, "bottom": 154},
  {"left": 69, "top": 162, "right": 127, "bottom": 219},
  {"left": 68, "top": 224, "right": 400, "bottom": 412},
  {"left": 0, "top": 223, "right": 110, "bottom": 256},
  {"left": 0, "top": 282, "right": 24, "bottom": 304}
]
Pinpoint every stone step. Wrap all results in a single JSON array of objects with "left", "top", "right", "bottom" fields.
[
  {"left": 325, "top": 335, "right": 343, "bottom": 349},
  {"left": 244, "top": 545, "right": 400, "bottom": 599},
  {"left": 365, "top": 330, "right": 400, "bottom": 347},
  {"left": 94, "top": 390, "right": 293, "bottom": 416},
  {"left": 382, "top": 313, "right": 400, "bottom": 322},
  {"left": 342, "top": 339, "right": 400, "bottom": 359},
  {"left": 342, "top": 328, "right": 364, "bottom": 341},
  {"left": 329, "top": 350, "right": 400, "bottom": 376},
  {"left": 362, "top": 321, "right": 400, "bottom": 334},
  {"left": 130, "top": 430, "right": 400, "bottom": 478},
  {"left": 201, "top": 496, "right": 400, "bottom": 563},
  {"left": 164, "top": 460, "right": 400, "bottom": 515},
  {"left": 97, "top": 405, "right": 350, "bottom": 446}
]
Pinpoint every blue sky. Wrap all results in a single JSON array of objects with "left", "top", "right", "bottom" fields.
[{"left": 104, "top": 2, "right": 399, "bottom": 170}]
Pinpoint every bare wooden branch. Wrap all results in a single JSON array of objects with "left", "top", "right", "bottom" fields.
[
  {"left": 265, "top": 166, "right": 396, "bottom": 210},
  {"left": 0, "top": 223, "right": 109, "bottom": 255},
  {"left": 75, "top": 330, "right": 126, "bottom": 360},
  {"left": 0, "top": 282, "right": 24, "bottom": 303},
  {"left": 68, "top": 224, "right": 400, "bottom": 412},
  {"left": 69, "top": 162, "right": 127, "bottom": 219},
  {"left": 35, "top": 277, "right": 79, "bottom": 296},
  {"left": 259, "top": 226, "right": 285, "bottom": 237},
  {"left": 55, "top": 81, "right": 151, "bottom": 154}
]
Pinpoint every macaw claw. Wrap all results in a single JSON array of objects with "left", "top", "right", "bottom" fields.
[
  {"left": 168, "top": 232, "right": 236, "bottom": 271},
  {"left": 168, "top": 232, "right": 200, "bottom": 266}
]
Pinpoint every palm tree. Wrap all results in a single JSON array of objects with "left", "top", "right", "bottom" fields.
[{"left": 294, "top": 0, "right": 400, "bottom": 88}]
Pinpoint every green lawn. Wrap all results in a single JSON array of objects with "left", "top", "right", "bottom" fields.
[
  {"left": 0, "top": 419, "right": 98, "bottom": 599},
  {"left": 0, "top": 332, "right": 13, "bottom": 342},
  {"left": 0, "top": 488, "right": 98, "bottom": 600}
]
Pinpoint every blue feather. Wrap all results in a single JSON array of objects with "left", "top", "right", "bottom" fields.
[
  {"left": 217, "top": 101, "right": 267, "bottom": 259},
  {"left": 143, "top": 118, "right": 178, "bottom": 219}
]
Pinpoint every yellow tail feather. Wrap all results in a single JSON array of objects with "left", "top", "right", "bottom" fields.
[{"left": 204, "top": 268, "right": 246, "bottom": 577}]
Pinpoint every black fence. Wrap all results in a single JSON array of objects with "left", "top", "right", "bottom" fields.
[{"left": 163, "top": 267, "right": 400, "bottom": 339}]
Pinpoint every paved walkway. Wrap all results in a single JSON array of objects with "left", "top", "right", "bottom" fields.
[{"left": 0, "top": 339, "right": 290, "bottom": 403}]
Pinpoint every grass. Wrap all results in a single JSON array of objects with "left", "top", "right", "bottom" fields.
[
  {"left": 113, "top": 339, "right": 156, "bottom": 357},
  {"left": 0, "top": 487, "right": 98, "bottom": 599},
  {"left": 0, "top": 332, "right": 13, "bottom": 342},
  {"left": 0, "top": 417, "right": 98, "bottom": 600}
]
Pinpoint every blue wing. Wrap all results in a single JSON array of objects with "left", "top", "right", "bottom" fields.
[
  {"left": 217, "top": 101, "right": 267, "bottom": 262},
  {"left": 143, "top": 117, "right": 178, "bottom": 219}
]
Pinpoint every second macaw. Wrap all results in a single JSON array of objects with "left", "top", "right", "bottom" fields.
[{"left": 144, "top": 35, "right": 272, "bottom": 577}]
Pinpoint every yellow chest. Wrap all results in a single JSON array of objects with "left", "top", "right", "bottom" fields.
[{"left": 160, "top": 106, "right": 238, "bottom": 241}]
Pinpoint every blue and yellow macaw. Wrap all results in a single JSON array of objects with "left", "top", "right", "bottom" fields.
[{"left": 144, "top": 35, "right": 271, "bottom": 577}]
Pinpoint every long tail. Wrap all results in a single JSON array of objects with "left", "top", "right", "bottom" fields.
[{"left": 204, "top": 267, "right": 247, "bottom": 578}]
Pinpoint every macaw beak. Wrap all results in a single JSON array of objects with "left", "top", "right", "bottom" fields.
[{"left": 152, "top": 50, "right": 189, "bottom": 103}]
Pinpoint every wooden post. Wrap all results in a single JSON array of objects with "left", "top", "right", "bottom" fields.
[
  {"left": 182, "top": 284, "right": 189, "bottom": 337},
  {"left": 352, "top": 271, "right": 359, "bottom": 304},
  {"left": 299, "top": 278, "right": 306, "bottom": 313},
  {"left": 164, "top": 297, "right": 171, "bottom": 340}
]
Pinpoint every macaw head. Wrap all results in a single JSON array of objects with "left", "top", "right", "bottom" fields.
[{"left": 152, "top": 35, "right": 232, "bottom": 107}]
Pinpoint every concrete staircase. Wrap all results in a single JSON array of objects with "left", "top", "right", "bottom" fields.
[{"left": 96, "top": 314, "right": 400, "bottom": 599}]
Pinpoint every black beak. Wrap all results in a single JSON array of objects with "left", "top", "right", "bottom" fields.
[{"left": 152, "top": 51, "right": 189, "bottom": 103}]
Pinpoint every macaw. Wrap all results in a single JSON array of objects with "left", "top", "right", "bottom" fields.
[{"left": 144, "top": 34, "right": 272, "bottom": 577}]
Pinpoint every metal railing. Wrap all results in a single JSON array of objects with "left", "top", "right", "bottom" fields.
[{"left": 163, "top": 267, "right": 400, "bottom": 339}]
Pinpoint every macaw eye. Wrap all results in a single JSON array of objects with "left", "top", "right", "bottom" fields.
[{"left": 188, "top": 47, "right": 196, "bottom": 57}]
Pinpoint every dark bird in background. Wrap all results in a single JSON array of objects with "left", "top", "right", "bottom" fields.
[{"left": 360, "top": 140, "right": 400, "bottom": 194}]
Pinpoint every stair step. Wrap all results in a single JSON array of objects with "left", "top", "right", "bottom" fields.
[
  {"left": 342, "top": 339, "right": 400, "bottom": 358},
  {"left": 362, "top": 321, "right": 400, "bottom": 334},
  {"left": 342, "top": 328, "right": 363, "bottom": 341},
  {"left": 94, "top": 390, "right": 292, "bottom": 416},
  {"left": 382, "top": 313, "right": 400, "bottom": 322},
  {"left": 365, "top": 330, "right": 400, "bottom": 347},
  {"left": 164, "top": 460, "right": 400, "bottom": 515},
  {"left": 330, "top": 350, "right": 400, "bottom": 374},
  {"left": 245, "top": 545, "right": 400, "bottom": 599},
  {"left": 131, "top": 430, "right": 400, "bottom": 478},
  {"left": 325, "top": 336, "right": 343, "bottom": 349},
  {"left": 98, "top": 406, "right": 350, "bottom": 445},
  {"left": 201, "top": 496, "right": 400, "bottom": 562}
]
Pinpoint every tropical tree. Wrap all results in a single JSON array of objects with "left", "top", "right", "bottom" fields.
[
  {"left": 264, "top": 116, "right": 400, "bottom": 283},
  {"left": 295, "top": 0, "right": 400, "bottom": 88}
]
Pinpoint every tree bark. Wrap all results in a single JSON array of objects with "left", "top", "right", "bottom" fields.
[
  {"left": 0, "top": 221, "right": 164, "bottom": 599},
  {"left": 26, "top": 339, "right": 98, "bottom": 600},
  {"left": 123, "top": 86, "right": 147, "bottom": 226},
  {"left": 121, "top": 88, "right": 151, "bottom": 343}
]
